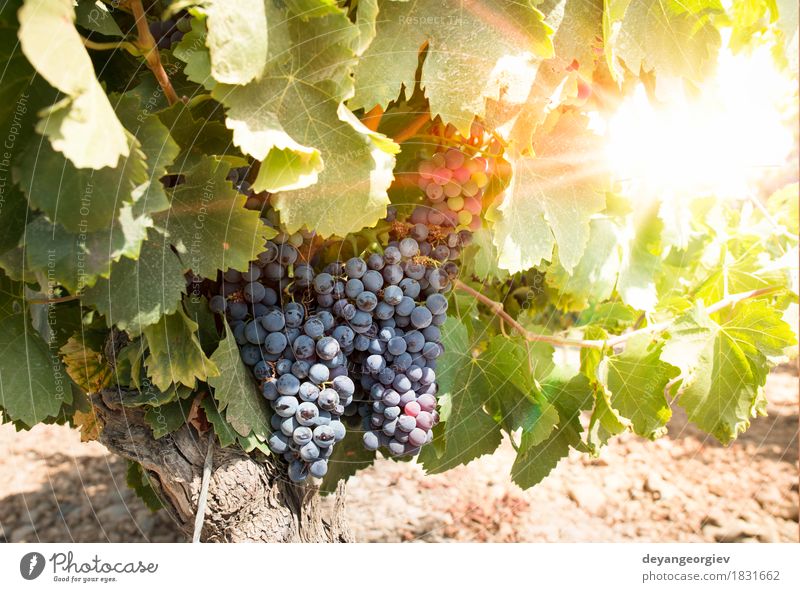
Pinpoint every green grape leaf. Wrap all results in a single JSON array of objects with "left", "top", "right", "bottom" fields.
[
  {"left": 183, "top": 296, "right": 221, "bottom": 355},
  {"left": 693, "top": 244, "right": 792, "bottom": 305},
  {"left": 0, "top": 183, "right": 29, "bottom": 254},
  {"left": 114, "top": 93, "right": 181, "bottom": 217},
  {"left": 212, "top": 4, "right": 397, "bottom": 236},
  {"left": 606, "top": 0, "right": 723, "bottom": 83},
  {"left": 0, "top": 313, "right": 70, "bottom": 425},
  {"left": 661, "top": 300, "right": 795, "bottom": 444},
  {"left": 353, "top": 0, "right": 379, "bottom": 54},
  {"left": 511, "top": 371, "right": 593, "bottom": 488},
  {"left": 617, "top": 205, "right": 662, "bottom": 312},
  {"left": 461, "top": 228, "right": 510, "bottom": 282},
  {"left": 173, "top": 16, "right": 215, "bottom": 89},
  {"left": 485, "top": 333, "right": 555, "bottom": 434},
  {"left": 74, "top": 0, "right": 123, "bottom": 37},
  {"left": 350, "top": 0, "right": 553, "bottom": 134},
  {"left": 493, "top": 111, "right": 605, "bottom": 274},
  {"left": 154, "top": 156, "right": 275, "bottom": 278},
  {"left": 82, "top": 230, "right": 187, "bottom": 336},
  {"left": 201, "top": 396, "right": 239, "bottom": 448},
  {"left": 208, "top": 320, "right": 271, "bottom": 439},
  {"left": 15, "top": 133, "right": 147, "bottom": 232},
  {"left": 143, "top": 308, "right": 220, "bottom": 391},
  {"left": 17, "top": 0, "right": 129, "bottom": 168},
  {"left": 419, "top": 318, "right": 504, "bottom": 473},
  {"left": 119, "top": 383, "right": 192, "bottom": 408},
  {"left": 144, "top": 397, "right": 194, "bottom": 439},
  {"left": 126, "top": 461, "right": 163, "bottom": 511},
  {"left": 205, "top": 0, "right": 268, "bottom": 85},
  {"left": 11, "top": 207, "right": 152, "bottom": 292},
  {"left": 587, "top": 380, "right": 630, "bottom": 450},
  {"left": 598, "top": 334, "right": 679, "bottom": 439},
  {"left": 547, "top": 217, "right": 621, "bottom": 309}
]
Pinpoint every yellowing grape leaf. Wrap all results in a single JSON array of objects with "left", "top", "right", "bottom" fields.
[
  {"left": 509, "top": 0, "right": 603, "bottom": 148},
  {"left": 661, "top": 301, "right": 795, "bottom": 444},
  {"left": 73, "top": 408, "right": 102, "bottom": 442},
  {"left": 17, "top": 0, "right": 129, "bottom": 168},
  {"left": 351, "top": 0, "right": 554, "bottom": 134},
  {"left": 60, "top": 334, "right": 113, "bottom": 392},
  {"left": 143, "top": 308, "right": 220, "bottom": 391},
  {"left": 605, "top": 0, "right": 723, "bottom": 83},
  {"left": 493, "top": 111, "right": 605, "bottom": 274}
]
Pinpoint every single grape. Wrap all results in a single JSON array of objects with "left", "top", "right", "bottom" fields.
[
  {"left": 404, "top": 401, "right": 421, "bottom": 417},
  {"left": 298, "top": 382, "right": 320, "bottom": 402},
  {"left": 265, "top": 332, "right": 288, "bottom": 354},
  {"left": 209, "top": 294, "right": 226, "bottom": 314},
  {"left": 276, "top": 374, "right": 300, "bottom": 396},
  {"left": 273, "top": 396, "right": 298, "bottom": 417},
  {"left": 356, "top": 290, "right": 378, "bottom": 312},
  {"left": 345, "top": 257, "right": 367, "bottom": 278},
  {"left": 308, "top": 363, "right": 330, "bottom": 385},
  {"left": 316, "top": 336, "right": 339, "bottom": 360},
  {"left": 363, "top": 431, "right": 380, "bottom": 450},
  {"left": 262, "top": 380, "right": 278, "bottom": 401},
  {"left": 309, "top": 459, "right": 328, "bottom": 478},
  {"left": 262, "top": 309, "right": 286, "bottom": 332},
  {"left": 268, "top": 432, "right": 290, "bottom": 454},
  {"left": 313, "top": 425, "right": 336, "bottom": 448},
  {"left": 410, "top": 306, "right": 433, "bottom": 329},
  {"left": 362, "top": 270, "right": 384, "bottom": 292},
  {"left": 300, "top": 441, "right": 321, "bottom": 462},
  {"left": 313, "top": 273, "right": 334, "bottom": 295}
]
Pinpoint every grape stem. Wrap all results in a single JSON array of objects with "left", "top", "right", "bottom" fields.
[
  {"left": 454, "top": 280, "right": 782, "bottom": 349},
  {"left": 25, "top": 293, "right": 81, "bottom": 305},
  {"left": 392, "top": 113, "right": 431, "bottom": 144},
  {"left": 130, "top": 0, "right": 180, "bottom": 105},
  {"left": 82, "top": 36, "right": 140, "bottom": 54}
]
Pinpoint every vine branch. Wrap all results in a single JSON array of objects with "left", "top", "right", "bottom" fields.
[
  {"left": 392, "top": 113, "right": 431, "bottom": 144},
  {"left": 454, "top": 281, "right": 783, "bottom": 350},
  {"left": 25, "top": 294, "right": 81, "bottom": 305},
  {"left": 130, "top": 0, "right": 180, "bottom": 105}
]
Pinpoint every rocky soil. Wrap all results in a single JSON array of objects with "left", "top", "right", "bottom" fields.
[{"left": 0, "top": 370, "right": 796, "bottom": 543}]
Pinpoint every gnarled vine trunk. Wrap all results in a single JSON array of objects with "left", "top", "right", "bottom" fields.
[{"left": 92, "top": 389, "right": 352, "bottom": 542}]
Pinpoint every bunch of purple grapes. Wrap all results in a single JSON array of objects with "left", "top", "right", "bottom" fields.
[
  {"left": 203, "top": 140, "right": 499, "bottom": 481},
  {"left": 306, "top": 239, "right": 449, "bottom": 456}
]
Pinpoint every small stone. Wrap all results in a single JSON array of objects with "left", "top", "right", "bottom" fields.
[
  {"left": 10, "top": 524, "right": 36, "bottom": 543},
  {"left": 567, "top": 482, "right": 606, "bottom": 515},
  {"left": 644, "top": 472, "right": 678, "bottom": 500}
]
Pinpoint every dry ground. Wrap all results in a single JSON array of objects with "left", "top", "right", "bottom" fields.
[{"left": 0, "top": 371, "right": 796, "bottom": 543}]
